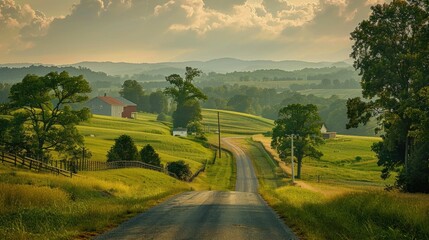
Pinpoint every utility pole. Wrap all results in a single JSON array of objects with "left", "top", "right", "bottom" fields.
[
  {"left": 218, "top": 111, "right": 221, "bottom": 158},
  {"left": 290, "top": 134, "right": 295, "bottom": 184}
]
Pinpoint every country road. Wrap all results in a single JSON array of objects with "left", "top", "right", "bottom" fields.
[{"left": 95, "top": 138, "right": 297, "bottom": 240}]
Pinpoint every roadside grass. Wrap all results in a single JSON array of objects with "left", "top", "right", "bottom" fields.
[
  {"left": 246, "top": 135, "right": 429, "bottom": 239},
  {"left": 191, "top": 150, "right": 236, "bottom": 191},
  {"left": 78, "top": 114, "right": 213, "bottom": 172},
  {"left": 0, "top": 165, "right": 189, "bottom": 240},
  {"left": 202, "top": 109, "right": 273, "bottom": 135}
]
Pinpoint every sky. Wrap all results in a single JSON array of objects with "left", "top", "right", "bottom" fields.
[{"left": 0, "top": 0, "right": 385, "bottom": 64}]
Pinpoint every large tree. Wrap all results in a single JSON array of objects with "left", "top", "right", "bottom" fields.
[
  {"left": 271, "top": 104, "right": 324, "bottom": 179},
  {"left": 4, "top": 71, "right": 91, "bottom": 161},
  {"left": 347, "top": 0, "right": 429, "bottom": 192},
  {"left": 164, "top": 67, "right": 207, "bottom": 128}
]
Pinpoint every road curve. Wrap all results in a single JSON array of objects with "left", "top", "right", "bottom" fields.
[{"left": 95, "top": 138, "right": 297, "bottom": 240}]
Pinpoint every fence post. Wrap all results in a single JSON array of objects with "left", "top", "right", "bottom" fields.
[
  {"left": 29, "top": 159, "right": 32, "bottom": 170},
  {"left": 14, "top": 153, "right": 17, "bottom": 166},
  {"left": 2, "top": 150, "right": 4, "bottom": 163}
]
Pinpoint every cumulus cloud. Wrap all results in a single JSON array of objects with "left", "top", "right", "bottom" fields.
[
  {"left": 0, "top": 0, "right": 51, "bottom": 54},
  {"left": 1, "top": 0, "right": 387, "bottom": 63}
]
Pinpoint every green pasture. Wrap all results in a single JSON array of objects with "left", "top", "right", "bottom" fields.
[
  {"left": 78, "top": 114, "right": 213, "bottom": 172},
  {"left": 202, "top": 108, "right": 273, "bottom": 135},
  {"left": 246, "top": 134, "right": 428, "bottom": 239}
]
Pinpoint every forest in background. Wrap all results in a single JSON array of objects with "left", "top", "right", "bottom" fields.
[{"left": 0, "top": 64, "right": 374, "bottom": 136}]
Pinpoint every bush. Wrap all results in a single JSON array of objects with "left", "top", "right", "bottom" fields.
[
  {"left": 107, "top": 135, "right": 139, "bottom": 161},
  {"left": 140, "top": 144, "right": 161, "bottom": 167},
  {"left": 166, "top": 160, "right": 192, "bottom": 181},
  {"left": 156, "top": 113, "right": 168, "bottom": 121}
]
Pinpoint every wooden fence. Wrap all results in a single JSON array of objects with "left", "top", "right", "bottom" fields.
[
  {"left": 1, "top": 151, "right": 208, "bottom": 182},
  {"left": 1, "top": 151, "right": 74, "bottom": 177}
]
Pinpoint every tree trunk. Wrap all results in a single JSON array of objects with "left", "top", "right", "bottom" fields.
[{"left": 297, "top": 157, "right": 303, "bottom": 179}]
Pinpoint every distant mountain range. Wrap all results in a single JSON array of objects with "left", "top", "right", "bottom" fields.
[{"left": 1, "top": 58, "right": 352, "bottom": 77}]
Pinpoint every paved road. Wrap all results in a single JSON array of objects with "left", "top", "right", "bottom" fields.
[{"left": 95, "top": 138, "right": 297, "bottom": 240}]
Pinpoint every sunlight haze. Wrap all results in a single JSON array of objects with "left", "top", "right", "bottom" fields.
[{"left": 1, "top": 0, "right": 385, "bottom": 64}]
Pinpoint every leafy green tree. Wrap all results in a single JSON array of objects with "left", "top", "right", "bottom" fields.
[
  {"left": 4, "top": 71, "right": 91, "bottom": 161},
  {"left": 140, "top": 144, "right": 161, "bottom": 167},
  {"left": 164, "top": 67, "right": 207, "bottom": 128},
  {"left": 271, "top": 104, "right": 324, "bottom": 179},
  {"left": 166, "top": 160, "right": 192, "bottom": 181},
  {"left": 227, "top": 95, "right": 253, "bottom": 113},
  {"left": 347, "top": 0, "right": 429, "bottom": 192},
  {"left": 172, "top": 100, "right": 202, "bottom": 130},
  {"left": 107, "top": 135, "right": 139, "bottom": 162},
  {"left": 120, "top": 80, "right": 149, "bottom": 111},
  {"left": 149, "top": 91, "right": 168, "bottom": 114},
  {"left": 120, "top": 80, "right": 143, "bottom": 104}
]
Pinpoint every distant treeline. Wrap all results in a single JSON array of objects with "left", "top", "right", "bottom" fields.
[
  {"left": 201, "top": 85, "right": 375, "bottom": 136},
  {"left": 201, "top": 67, "right": 360, "bottom": 82}
]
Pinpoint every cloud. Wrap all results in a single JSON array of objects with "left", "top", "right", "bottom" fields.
[
  {"left": 0, "top": 0, "right": 387, "bottom": 64},
  {"left": 0, "top": 0, "right": 51, "bottom": 54}
]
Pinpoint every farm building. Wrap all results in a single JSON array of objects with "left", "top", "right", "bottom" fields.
[
  {"left": 320, "top": 123, "right": 336, "bottom": 139},
  {"left": 173, "top": 128, "right": 188, "bottom": 137},
  {"left": 87, "top": 95, "right": 137, "bottom": 118},
  {"left": 116, "top": 97, "right": 137, "bottom": 118}
]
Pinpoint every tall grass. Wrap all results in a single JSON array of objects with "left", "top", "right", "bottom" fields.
[
  {"left": 0, "top": 165, "right": 190, "bottom": 239},
  {"left": 192, "top": 150, "right": 236, "bottom": 191},
  {"left": 245, "top": 136, "right": 429, "bottom": 239}
]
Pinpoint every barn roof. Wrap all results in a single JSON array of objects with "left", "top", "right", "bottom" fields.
[
  {"left": 98, "top": 96, "right": 125, "bottom": 106},
  {"left": 116, "top": 97, "right": 137, "bottom": 106}
]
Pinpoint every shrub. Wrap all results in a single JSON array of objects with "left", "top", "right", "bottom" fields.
[
  {"left": 107, "top": 135, "right": 138, "bottom": 161},
  {"left": 156, "top": 113, "right": 168, "bottom": 121},
  {"left": 166, "top": 160, "right": 192, "bottom": 181},
  {"left": 140, "top": 144, "right": 161, "bottom": 167}
]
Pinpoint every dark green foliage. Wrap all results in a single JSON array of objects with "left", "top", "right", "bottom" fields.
[
  {"left": 156, "top": 112, "right": 168, "bottom": 122},
  {"left": 3, "top": 71, "right": 91, "bottom": 161},
  {"left": 164, "top": 67, "right": 207, "bottom": 128},
  {"left": 271, "top": 104, "right": 324, "bottom": 179},
  {"left": 107, "top": 135, "right": 139, "bottom": 162},
  {"left": 172, "top": 100, "right": 202, "bottom": 129},
  {"left": 347, "top": 0, "right": 429, "bottom": 192},
  {"left": 120, "top": 80, "right": 142, "bottom": 105},
  {"left": 227, "top": 95, "right": 253, "bottom": 113},
  {"left": 166, "top": 160, "right": 192, "bottom": 181},
  {"left": 149, "top": 91, "right": 168, "bottom": 114},
  {"left": 140, "top": 144, "right": 161, "bottom": 167}
]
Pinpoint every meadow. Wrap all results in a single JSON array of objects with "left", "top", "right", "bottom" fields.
[
  {"left": 202, "top": 108, "right": 273, "bottom": 135},
  {"left": 78, "top": 113, "right": 213, "bottom": 172},
  {"left": 249, "top": 134, "right": 429, "bottom": 239},
  {"left": 1, "top": 109, "right": 428, "bottom": 239},
  {"left": 0, "top": 112, "right": 236, "bottom": 239}
]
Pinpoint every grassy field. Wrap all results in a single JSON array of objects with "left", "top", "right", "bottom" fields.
[
  {"left": 78, "top": 114, "right": 213, "bottom": 172},
  {"left": 0, "top": 165, "right": 190, "bottom": 239},
  {"left": 249, "top": 134, "right": 429, "bottom": 239},
  {"left": 0, "top": 149, "right": 234, "bottom": 239},
  {"left": 202, "top": 108, "right": 273, "bottom": 135},
  {"left": 0, "top": 111, "right": 236, "bottom": 239}
]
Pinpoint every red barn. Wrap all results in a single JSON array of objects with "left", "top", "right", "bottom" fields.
[{"left": 117, "top": 97, "right": 137, "bottom": 118}]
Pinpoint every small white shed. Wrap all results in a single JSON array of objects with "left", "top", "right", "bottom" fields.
[{"left": 173, "top": 128, "right": 188, "bottom": 137}]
